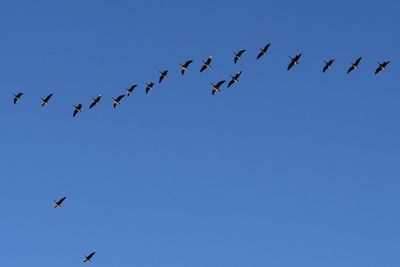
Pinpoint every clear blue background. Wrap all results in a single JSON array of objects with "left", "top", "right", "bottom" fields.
[{"left": 0, "top": 0, "right": 399, "bottom": 266}]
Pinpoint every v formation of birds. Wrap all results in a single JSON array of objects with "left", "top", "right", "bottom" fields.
[
  {"left": 35, "top": 43, "right": 391, "bottom": 263},
  {"left": 10, "top": 43, "right": 392, "bottom": 119}
]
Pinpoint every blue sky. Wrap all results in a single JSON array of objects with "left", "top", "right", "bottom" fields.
[{"left": 0, "top": 0, "right": 399, "bottom": 266}]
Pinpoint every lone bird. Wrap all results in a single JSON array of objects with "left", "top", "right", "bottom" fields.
[
  {"left": 322, "top": 58, "right": 335, "bottom": 73},
  {"left": 227, "top": 71, "right": 242, "bottom": 88},
  {"left": 53, "top": 197, "right": 66, "bottom": 208},
  {"left": 73, "top": 104, "right": 82, "bottom": 117},
  {"left": 13, "top": 92, "right": 23, "bottom": 104},
  {"left": 211, "top": 80, "right": 226, "bottom": 95},
  {"left": 126, "top": 85, "right": 137, "bottom": 96},
  {"left": 41, "top": 93, "right": 53, "bottom": 107},
  {"left": 375, "top": 61, "right": 390, "bottom": 75},
  {"left": 256, "top": 43, "right": 271, "bottom": 60},
  {"left": 347, "top": 57, "right": 362, "bottom": 74},
  {"left": 180, "top": 60, "right": 193, "bottom": 75},
  {"left": 200, "top": 56, "right": 213, "bottom": 73},
  {"left": 145, "top": 82, "right": 155, "bottom": 94},
  {"left": 287, "top": 53, "right": 302, "bottom": 71},
  {"left": 83, "top": 252, "right": 96, "bottom": 263},
  {"left": 234, "top": 49, "right": 246, "bottom": 64},
  {"left": 112, "top": 95, "right": 125, "bottom": 108},
  {"left": 89, "top": 95, "right": 102, "bottom": 109},
  {"left": 159, "top": 70, "right": 168, "bottom": 84}
]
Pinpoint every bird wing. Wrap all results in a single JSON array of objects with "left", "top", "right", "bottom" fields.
[
  {"left": 13, "top": 97, "right": 17, "bottom": 104},
  {"left": 256, "top": 52, "right": 263, "bottom": 60},
  {"left": 116, "top": 95, "right": 125, "bottom": 102},
  {"left": 45, "top": 93, "right": 53, "bottom": 102},
  {"left": 354, "top": 57, "right": 362, "bottom": 66},
  {"left": 227, "top": 79, "right": 234, "bottom": 88},
  {"left": 89, "top": 101, "right": 96, "bottom": 109},
  {"left": 73, "top": 109, "right": 78, "bottom": 117},
  {"left": 287, "top": 61, "right": 294, "bottom": 71},
  {"left": 200, "top": 64, "right": 207, "bottom": 73},
  {"left": 375, "top": 67, "right": 381, "bottom": 75},
  {"left": 58, "top": 197, "right": 66, "bottom": 204},
  {"left": 322, "top": 65, "right": 328, "bottom": 73},
  {"left": 88, "top": 252, "right": 95, "bottom": 259},
  {"left": 264, "top": 43, "right": 270, "bottom": 50},
  {"left": 185, "top": 60, "right": 193, "bottom": 67},
  {"left": 234, "top": 56, "right": 238, "bottom": 64},
  {"left": 216, "top": 80, "right": 226, "bottom": 88}
]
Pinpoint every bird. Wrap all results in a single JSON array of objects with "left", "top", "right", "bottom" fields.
[
  {"left": 180, "top": 60, "right": 193, "bottom": 75},
  {"left": 200, "top": 56, "right": 213, "bottom": 73},
  {"left": 211, "top": 80, "right": 226, "bottom": 95},
  {"left": 53, "top": 197, "right": 66, "bottom": 208},
  {"left": 112, "top": 95, "right": 125, "bottom": 108},
  {"left": 83, "top": 252, "right": 96, "bottom": 263},
  {"left": 89, "top": 95, "right": 102, "bottom": 109},
  {"left": 322, "top": 58, "right": 335, "bottom": 73},
  {"left": 41, "top": 93, "right": 53, "bottom": 107},
  {"left": 227, "top": 71, "right": 242, "bottom": 88},
  {"left": 126, "top": 85, "right": 137, "bottom": 96},
  {"left": 73, "top": 104, "right": 82, "bottom": 117},
  {"left": 287, "top": 53, "right": 302, "bottom": 71},
  {"left": 145, "top": 82, "right": 155, "bottom": 94},
  {"left": 375, "top": 61, "right": 390, "bottom": 75},
  {"left": 13, "top": 92, "right": 23, "bottom": 104},
  {"left": 256, "top": 43, "right": 271, "bottom": 60},
  {"left": 234, "top": 49, "right": 246, "bottom": 64},
  {"left": 159, "top": 70, "right": 168, "bottom": 84},
  {"left": 347, "top": 57, "right": 362, "bottom": 74}
]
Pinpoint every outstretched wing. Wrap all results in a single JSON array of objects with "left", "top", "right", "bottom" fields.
[
  {"left": 200, "top": 64, "right": 207, "bottom": 73},
  {"left": 287, "top": 61, "right": 295, "bottom": 71},
  {"left": 89, "top": 101, "right": 96, "bottom": 109},
  {"left": 227, "top": 79, "right": 235, "bottom": 88},
  {"left": 216, "top": 80, "right": 226, "bottom": 88}
]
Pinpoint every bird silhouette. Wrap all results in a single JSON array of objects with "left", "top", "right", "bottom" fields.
[
  {"left": 256, "top": 43, "right": 270, "bottom": 60},
  {"left": 347, "top": 57, "right": 362, "bottom": 74},
  {"left": 83, "top": 252, "right": 96, "bottom": 263},
  {"left": 126, "top": 85, "right": 137, "bottom": 96},
  {"left": 145, "top": 82, "right": 155, "bottom": 94},
  {"left": 211, "top": 80, "right": 226, "bottom": 95},
  {"left": 73, "top": 104, "right": 82, "bottom": 117},
  {"left": 89, "top": 95, "right": 102, "bottom": 109},
  {"left": 322, "top": 58, "right": 335, "bottom": 73},
  {"left": 375, "top": 61, "right": 390, "bottom": 75},
  {"left": 159, "top": 70, "right": 168, "bottom": 84},
  {"left": 41, "top": 93, "right": 53, "bottom": 107},
  {"left": 200, "top": 56, "right": 213, "bottom": 73},
  {"left": 180, "top": 60, "right": 193, "bottom": 75},
  {"left": 112, "top": 95, "right": 125, "bottom": 108},
  {"left": 234, "top": 49, "right": 246, "bottom": 64},
  {"left": 227, "top": 71, "right": 242, "bottom": 88},
  {"left": 13, "top": 92, "right": 23, "bottom": 105},
  {"left": 53, "top": 197, "right": 66, "bottom": 208},
  {"left": 287, "top": 53, "right": 302, "bottom": 71}
]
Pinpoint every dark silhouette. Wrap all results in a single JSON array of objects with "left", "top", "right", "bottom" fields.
[
  {"left": 200, "top": 56, "right": 213, "bottom": 73},
  {"left": 112, "top": 95, "right": 125, "bottom": 108},
  {"left": 13, "top": 92, "right": 23, "bottom": 104},
  {"left": 375, "top": 61, "right": 390, "bottom": 75},
  {"left": 322, "top": 58, "right": 335, "bottom": 73},
  {"left": 159, "top": 70, "right": 168, "bottom": 84},
  {"left": 89, "top": 95, "right": 102, "bottom": 109},
  {"left": 41, "top": 93, "right": 53, "bottom": 107},
  {"left": 180, "top": 60, "right": 193, "bottom": 75},
  {"left": 227, "top": 71, "right": 242, "bottom": 88},
  {"left": 347, "top": 57, "right": 362, "bottom": 74},
  {"left": 83, "top": 252, "right": 96, "bottom": 263},
  {"left": 257, "top": 43, "right": 270, "bottom": 60},
  {"left": 145, "top": 82, "right": 155, "bottom": 94},
  {"left": 234, "top": 49, "right": 246, "bottom": 64},
  {"left": 287, "top": 53, "right": 302, "bottom": 71},
  {"left": 53, "top": 197, "right": 66, "bottom": 208},
  {"left": 73, "top": 104, "right": 82, "bottom": 117},
  {"left": 211, "top": 80, "right": 226, "bottom": 95},
  {"left": 126, "top": 85, "right": 137, "bottom": 96}
]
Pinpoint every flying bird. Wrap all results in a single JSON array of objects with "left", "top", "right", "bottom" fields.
[
  {"left": 13, "top": 92, "right": 23, "bottom": 104},
  {"left": 180, "top": 60, "right": 193, "bottom": 75},
  {"left": 227, "top": 71, "right": 242, "bottom": 88},
  {"left": 287, "top": 53, "right": 302, "bottom": 71},
  {"left": 375, "top": 61, "right": 390, "bottom": 75},
  {"left": 200, "top": 56, "right": 213, "bottom": 73},
  {"left": 112, "top": 95, "right": 125, "bottom": 108},
  {"left": 126, "top": 85, "right": 137, "bottom": 96},
  {"left": 256, "top": 43, "right": 271, "bottom": 60},
  {"left": 73, "top": 104, "right": 82, "bottom": 117},
  {"left": 145, "top": 82, "right": 155, "bottom": 94},
  {"left": 89, "top": 95, "right": 102, "bottom": 109},
  {"left": 83, "top": 252, "right": 96, "bottom": 263},
  {"left": 322, "top": 58, "right": 335, "bottom": 73},
  {"left": 41, "top": 93, "right": 53, "bottom": 107},
  {"left": 234, "top": 49, "right": 246, "bottom": 64},
  {"left": 347, "top": 57, "right": 362, "bottom": 74},
  {"left": 53, "top": 197, "right": 66, "bottom": 208},
  {"left": 159, "top": 70, "right": 168, "bottom": 84},
  {"left": 211, "top": 80, "right": 226, "bottom": 95}
]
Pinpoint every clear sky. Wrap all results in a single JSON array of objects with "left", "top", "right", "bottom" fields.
[{"left": 0, "top": 0, "right": 399, "bottom": 266}]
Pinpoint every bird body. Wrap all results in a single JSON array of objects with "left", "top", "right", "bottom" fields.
[
  {"left": 73, "top": 104, "right": 82, "bottom": 117},
  {"left": 112, "top": 95, "right": 125, "bottom": 108},
  {"left": 200, "top": 56, "right": 213, "bottom": 73},
  {"left": 53, "top": 197, "right": 66, "bottom": 208},
  {"left": 257, "top": 43, "right": 270, "bottom": 60},
  {"left": 227, "top": 71, "right": 242, "bottom": 88},
  {"left": 83, "top": 252, "right": 96, "bottom": 263},
  {"left": 13, "top": 92, "right": 23, "bottom": 104},
  {"left": 159, "top": 70, "right": 168, "bottom": 84},
  {"left": 41, "top": 93, "right": 53, "bottom": 107},
  {"left": 180, "top": 60, "right": 193, "bottom": 75},
  {"left": 287, "top": 53, "right": 302, "bottom": 70},
  {"left": 211, "top": 80, "right": 226, "bottom": 95},
  {"left": 234, "top": 49, "right": 246, "bottom": 64},
  {"left": 146, "top": 82, "right": 155, "bottom": 94},
  {"left": 347, "top": 57, "right": 362, "bottom": 74},
  {"left": 89, "top": 95, "right": 102, "bottom": 109},
  {"left": 375, "top": 61, "right": 390, "bottom": 75},
  {"left": 322, "top": 58, "right": 335, "bottom": 73},
  {"left": 126, "top": 85, "right": 137, "bottom": 96}
]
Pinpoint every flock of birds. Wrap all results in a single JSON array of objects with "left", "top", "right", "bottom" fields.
[{"left": 10, "top": 42, "right": 392, "bottom": 119}]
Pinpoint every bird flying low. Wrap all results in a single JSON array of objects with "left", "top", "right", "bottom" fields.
[
  {"left": 257, "top": 43, "right": 270, "bottom": 60},
  {"left": 13, "top": 92, "right": 23, "bottom": 104},
  {"left": 375, "top": 61, "right": 390, "bottom": 75},
  {"left": 159, "top": 70, "right": 168, "bottom": 84},
  {"left": 234, "top": 49, "right": 246, "bottom": 64},
  {"left": 41, "top": 93, "right": 53, "bottom": 107},
  {"left": 322, "top": 58, "right": 335, "bottom": 73},
  {"left": 211, "top": 80, "right": 226, "bottom": 95},
  {"left": 227, "top": 71, "right": 242, "bottom": 88},
  {"left": 347, "top": 57, "right": 362, "bottom": 74},
  {"left": 145, "top": 82, "right": 155, "bottom": 94},
  {"left": 83, "top": 252, "right": 96, "bottom": 263},
  {"left": 180, "top": 60, "right": 193, "bottom": 75},
  {"left": 126, "top": 85, "right": 137, "bottom": 96},
  {"left": 200, "top": 56, "right": 213, "bottom": 73},
  {"left": 53, "top": 197, "right": 66, "bottom": 208},
  {"left": 89, "top": 95, "right": 102, "bottom": 109},
  {"left": 287, "top": 53, "right": 302, "bottom": 71},
  {"left": 112, "top": 95, "right": 125, "bottom": 108},
  {"left": 73, "top": 104, "right": 82, "bottom": 117}
]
